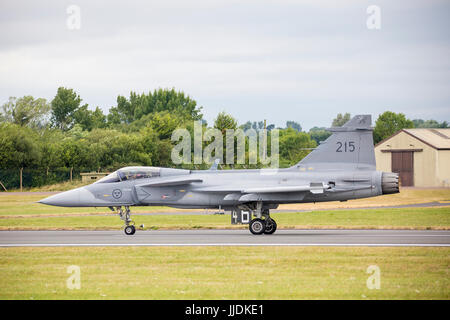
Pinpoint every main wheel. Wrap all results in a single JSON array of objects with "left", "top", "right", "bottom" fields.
[
  {"left": 264, "top": 218, "right": 277, "bottom": 235},
  {"left": 249, "top": 218, "right": 266, "bottom": 235},
  {"left": 124, "top": 225, "right": 136, "bottom": 235}
]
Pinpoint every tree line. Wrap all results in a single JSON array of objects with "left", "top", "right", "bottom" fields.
[{"left": 0, "top": 87, "right": 448, "bottom": 188}]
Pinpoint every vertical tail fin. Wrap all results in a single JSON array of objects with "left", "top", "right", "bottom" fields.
[{"left": 292, "top": 115, "right": 375, "bottom": 170}]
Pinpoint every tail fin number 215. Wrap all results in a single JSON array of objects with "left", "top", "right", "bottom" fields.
[{"left": 336, "top": 141, "right": 356, "bottom": 152}]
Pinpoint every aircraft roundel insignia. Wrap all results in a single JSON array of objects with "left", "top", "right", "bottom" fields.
[{"left": 112, "top": 189, "right": 122, "bottom": 199}]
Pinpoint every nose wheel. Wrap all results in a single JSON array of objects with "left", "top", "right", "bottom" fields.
[
  {"left": 124, "top": 225, "right": 136, "bottom": 235},
  {"left": 117, "top": 206, "right": 136, "bottom": 235}
]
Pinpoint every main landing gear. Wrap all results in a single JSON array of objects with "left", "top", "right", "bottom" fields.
[
  {"left": 249, "top": 217, "right": 278, "bottom": 235},
  {"left": 248, "top": 207, "right": 277, "bottom": 235},
  {"left": 116, "top": 206, "right": 135, "bottom": 235}
]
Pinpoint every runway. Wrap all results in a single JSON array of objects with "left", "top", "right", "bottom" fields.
[{"left": 0, "top": 229, "right": 449, "bottom": 247}]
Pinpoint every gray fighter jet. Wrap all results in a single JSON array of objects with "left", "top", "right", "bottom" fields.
[{"left": 39, "top": 115, "right": 399, "bottom": 235}]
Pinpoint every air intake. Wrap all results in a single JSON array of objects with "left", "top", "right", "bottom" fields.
[{"left": 381, "top": 172, "right": 399, "bottom": 194}]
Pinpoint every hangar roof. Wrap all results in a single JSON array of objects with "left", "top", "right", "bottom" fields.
[
  {"left": 403, "top": 129, "right": 450, "bottom": 150},
  {"left": 376, "top": 128, "right": 450, "bottom": 150}
]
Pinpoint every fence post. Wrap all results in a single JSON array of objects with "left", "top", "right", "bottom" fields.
[
  {"left": 70, "top": 167, "right": 73, "bottom": 182},
  {"left": 20, "top": 167, "right": 23, "bottom": 192}
]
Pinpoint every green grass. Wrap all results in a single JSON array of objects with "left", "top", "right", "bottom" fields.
[
  {"left": 274, "top": 207, "right": 450, "bottom": 229},
  {"left": 0, "top": 246, "right": 448, "bottom": 299},
  {"left": 0, "top": 194, "right": 184, "bottom": 216},
  {"left": 8, "top": 179, "right": 90, "bottom": 192},
  {"left": 0, "top": 207, "right": 449, "bottom": 230}
]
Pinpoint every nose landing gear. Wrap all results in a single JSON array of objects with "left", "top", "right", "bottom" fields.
[{"left": 117, "top": 206, "right": 135, "bottom": 235}]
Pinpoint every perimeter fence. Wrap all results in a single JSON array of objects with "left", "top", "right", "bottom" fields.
[{"left": 0, "top": 167, "right": 102, "bottom": 191}]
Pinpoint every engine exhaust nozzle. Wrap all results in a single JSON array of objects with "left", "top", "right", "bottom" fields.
[{"left": 382, "top": 172, "right": 399, "bottom": 194}]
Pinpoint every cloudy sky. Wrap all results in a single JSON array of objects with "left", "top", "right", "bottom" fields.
[{"left": 1, "top": 0, "right": 449, "bottom": 129}]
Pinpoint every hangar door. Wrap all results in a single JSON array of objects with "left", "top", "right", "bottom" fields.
[{"left": 391, "top": 151, "right": 414, "bottom": 186}]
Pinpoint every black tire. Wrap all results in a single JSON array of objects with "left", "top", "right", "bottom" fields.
[
  {"left": 124, "top": 225, "right": 136, "bottom": 235},
  {"left": 249, "top": 218, "right": 265, "bottom": 235},
  {"left": 264, "top": 218, "right": 277, "bottom": 234}
]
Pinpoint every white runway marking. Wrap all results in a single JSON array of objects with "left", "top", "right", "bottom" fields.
[{"left": 1, "top": 243, "right": 449, "bottom": 247}]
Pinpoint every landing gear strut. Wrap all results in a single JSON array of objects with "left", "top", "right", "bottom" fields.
[
  {"left": 248, "top": 205, "right": 277, "bottom": 235},
  {"left": 117, "top": 206, "right": 135, "bottom": 235}
]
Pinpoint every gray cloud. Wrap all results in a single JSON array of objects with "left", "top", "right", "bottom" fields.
[{"left": 0, "top": 0, "right": 449, "bottom": 129}]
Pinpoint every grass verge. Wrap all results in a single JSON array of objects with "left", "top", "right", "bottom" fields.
[
  {"left": 0, "top": 246, "right": 448, "bottom": 300},
  {"left": 8, "top": 179, "right": 90, "bottom": 192},
  {"left": 0, "top": 207, "right": 449, "bottom": 230},
  {"left": 0, "top": 194, "right": 195, "bottom": 217}
]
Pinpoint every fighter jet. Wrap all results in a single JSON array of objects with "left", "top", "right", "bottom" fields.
[{"left": 39, "top": 115, "right": 399, "bottom": 235}]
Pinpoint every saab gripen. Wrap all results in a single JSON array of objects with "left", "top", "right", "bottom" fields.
[{"left": 39, "top": 115, "right": 399, "bottom": 235}]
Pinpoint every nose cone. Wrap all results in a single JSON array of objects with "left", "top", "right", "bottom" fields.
[{"left": 38, "top": 188, "right": 83, "bottom": 207}]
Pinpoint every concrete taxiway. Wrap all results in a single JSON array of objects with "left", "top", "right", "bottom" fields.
[{"left": 0, "top": 229, "right": 449, "bottom": 247}]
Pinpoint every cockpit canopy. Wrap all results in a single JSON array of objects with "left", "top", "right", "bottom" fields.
[{"left": 96, "top": 167, "right": 161, "bottom": 184}]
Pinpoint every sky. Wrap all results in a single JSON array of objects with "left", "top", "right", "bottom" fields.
[{"left": 0, "top": 0, "right": 449, "bottom": 130}]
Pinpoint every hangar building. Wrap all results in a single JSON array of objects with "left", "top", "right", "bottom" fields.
[{"left": 375, "top": 128, "right": 450, "bottom": 187}]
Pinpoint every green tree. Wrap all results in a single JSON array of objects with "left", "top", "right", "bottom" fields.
[
  {"left": 240, "top": 121, "right": 275, "bottom": 132},
  {"left": 107, "top": 133, "right": 151, "bottom": 167},
  {"left": 0, "top": 123, "right": 41, "bottom": 168},
  {"left": 240, "top": 121, "right": 252, "bottom": 131},
  {"left": 332, "top": 113, "right": 351, "bottom": 127},
  {"left": 38, "top": 128, "right": 65, "bottom": 169},
  {"left": 286, "top": 121, "right": 302, "bottom": 132},
  {"left": 144, "top": 111, "right": 185, "bottom": 139},
  {"left": 373, "top": 111, "right": 414, "bottom": 144},
  {"left": 212, "top": 112, "right": 237, "bottom": 165},
  {"left": 214, "top": 111, "right": 237, "bottom": 134},
  {"left": 91, "top": 107, "right": 107, "bottom": 129},
  {"left": 109, "top": 88, "right": 203, "bottom": 125},
  {"left": 83, "top": 129, "right": 122, "bottom": 169},
  {"left": 278, "top": 128, "right": 317, "bottom": 167},
  {"left": 308, "top": 126, "right": 331, "bottom": 144},
  {"left": 115, "top": 95, "right": 134, "bottom": 124},
  {"left": 73, "top": 105, "right": 106, "bottom": 131},
  {"left": 106, "top": 106, "right": 122, "bottom": 126},
  {"left": 50, "top": 87, "right": 83, "bottom": 131},
  {"left": 412, "top": 119, "right": 449, "bottom": 128},
  {"left": 0, "top": 96, "right": 50, "bottom": 127}
]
